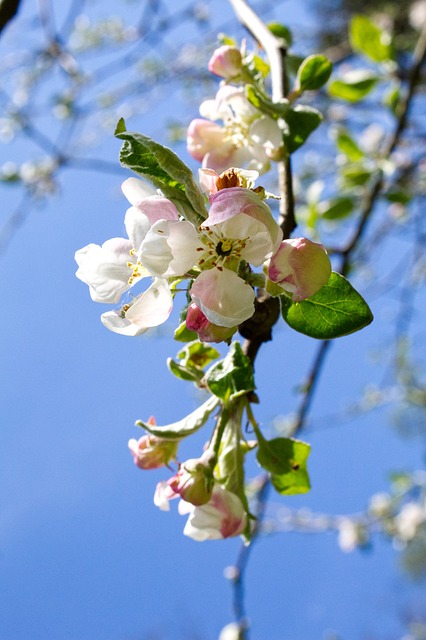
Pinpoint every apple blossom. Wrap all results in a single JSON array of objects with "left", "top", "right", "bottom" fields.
[
  {"left": 128, "top": 433, "right": 178, "bottom": 470},
  {"left": 208, "top": 45, "right": 243, "bottom": 79},
  {"left": 268, "top": 237, "right": 332, "bottom": 301},
  {"left": 187, "top": 86, "right": 283, "bottom": 174},
  {"left": 178, "top": 485, "right": 247, "bottom": 541}
]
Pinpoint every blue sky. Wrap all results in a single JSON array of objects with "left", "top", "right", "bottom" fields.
[{"left": 1, "top": 1, "right": 425, "bottom": 639}]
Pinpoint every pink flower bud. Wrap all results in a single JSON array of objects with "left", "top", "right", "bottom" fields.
[
  {"left": 168, "top": 456, "right": 214, "bottom": 506},
  {"left": 208, "top": 45, "right": 243, "bottom": 79},
  {"left": 268, "top": 237, "right": 331, "bottom": 301},
  {"left": 128, "top": 434, "right": 178, "bottom": 470},
  {"left": 186, "top": 303, "right": 237, "bottom": 343}
]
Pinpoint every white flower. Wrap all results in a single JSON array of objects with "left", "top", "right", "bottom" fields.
[
  {"left": 187, "top": 86, "right": 283, "bottom": 174},
  {"left": 179, "top": 485, "right": 247, "bottom": 541},
  {"left": 394, "top": 502, "right": 426, "bottom": 542}
]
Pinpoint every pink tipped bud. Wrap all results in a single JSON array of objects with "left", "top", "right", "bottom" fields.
[
  {"left": 168, "top": 456, "right": 214, "bottom": 506},
  {"left": 208, "top": 45, "right": 243, "bottom": 79},
  {"left": 128, "top": 434, "right": 178, "bottom": 470},
  {"left": 186, "top": 303, "right": 237, "bottom": 343},
  {"left": 268, "top": 237, "right": 331, "bottom": 301}
]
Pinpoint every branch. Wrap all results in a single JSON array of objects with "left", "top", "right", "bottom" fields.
[{"left": 0, "top": 0, "right": 21, "bottom": 36}]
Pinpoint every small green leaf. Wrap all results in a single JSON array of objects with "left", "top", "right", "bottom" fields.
[
  {"left": 336, "top": 129, "right": 364, "bottom": 161},
  {"left": 295, "top": 54, "right": 333, "bottom": 92},
  {"left": 115, "top": 119, "right": 207, "bottom": 225},
  {"left": 340, "top": 165, "right": 373, "bottom": 187},
  {"left": 282, "top": 105, "right": 322, "bottom": 153},
  {"left": 328, "top": 70, "right": 378, "bottom": 103},
  {"left": 167, "top": 358, "right": 204, "bottom": 383},
  {"left": 318, "top": 197, "right": 354, "bottom": 220},
  {"left": 350, "top": 15, "right": 392, "bottom": 63},
  {"left": 281, "top": 272, "right": 373, "bottom": 339},
  {"left": 256, "top": 437, "right": 311, "bottom": 495},
  {"left": 178, "top": 341, "right": 220, "bottom": 370},
  {"left": 245, "top": 85, "right": 289, "bottom": 118},
  {"left": 135, "top": 395, "right": 219, "bottom": 440},
  {"left": 268, "top": 22, "right": 293, "bottom": 47},
  {"left": 215, "top": 404, "right": 249, "bottom": 514},
  {"left": 205, "top": 342, "right": 255, "bottom": 401},
  {"left": 384, "top": 188, "right": 411, "bottom": 205}
]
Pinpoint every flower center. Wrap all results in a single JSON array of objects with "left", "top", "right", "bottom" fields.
[
  {"left": 197, "top": 227, "right": 247, "bottom": 271},
  {"left": 216, "top": 239, "right": 233, "bottom": 256}
]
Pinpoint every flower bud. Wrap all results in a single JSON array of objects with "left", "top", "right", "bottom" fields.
[
  {"left": 208, "top": 45, "right": 243, "bottom": 79},
  {"left": 186, "top": 303, "right": 237, "bottom": 343},
  {"left": 168, "top": 456, "right": 214, "bottom": 506},
  {"left": 128, "top": 434, "right": 178, "bottom": 470},
  {"left": 268, "top": 237, "right": 331, "bottom": 301}
]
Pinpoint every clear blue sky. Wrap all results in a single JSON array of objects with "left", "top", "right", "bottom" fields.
[{"left": 0, "top": 1, "right": 425, "bottom": 639}]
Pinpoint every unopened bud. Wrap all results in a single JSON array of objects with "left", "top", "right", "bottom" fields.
[
  {"left": 268, "top": 237, "right": 331, "bottom": 301},
  {"left": 208, "top": 45, "right": 243, "bottom": 79}
]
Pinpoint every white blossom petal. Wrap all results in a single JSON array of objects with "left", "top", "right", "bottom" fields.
[
  {"left": 75, "top": 238, "right": 134, "bottom": 303},
  {"left": 190, "top": 268, "right": 255, "bottom": 327},
  {"left": 121, "top": 177, "right": 157, "bottom": 205},
  {"left": 125, "top": 278, "right": 173, "bottom": 328}
]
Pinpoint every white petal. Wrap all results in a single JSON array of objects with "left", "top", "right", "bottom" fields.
[
  {"left": 121, "top": 177, "right": 157, "bottom": 205},
  {"left": 190, "top": 268, "right": 255, "bottom": 327},
  {"left": 124, "top": 206, "right": 151, "bottom": 253},
  {"left": 100, "top": 310, "right": 148, "bottom": 336},
  {"left": 75, "top": 238, "right": 134, "bottom": 303},
  {"left": 140, "top": 220, "right": 200, "bottom": 278},
  {"left": 125, "top": 278, "right": 173, "bottom": 328}
]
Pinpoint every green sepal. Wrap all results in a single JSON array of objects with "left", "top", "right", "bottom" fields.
[
  {"left": 282, "top": 105, "right": 322, "bottom": 153},
  {"left": 135, "top": 395, "right": 219, "bottom": 440},
  {"left": 115, "top": 119, "right": 207, "bottom": 225},
  {"left": 245, "top": 85, "right": 289, "bottom": 118},
  {"left": 205, "top": 342, "right": 255, "bottom": 401},
  {"left": 349, "top": 14, "right": 392, "bottom": 63},
  {"left": 256, "top": 436, "right": 311, "bottom": 495},
  {"left": 328, "top": 71, "right": 378, "bottom": 103},
  {"left": 281, "top": 272, "right": 373, "bottom": 339},
  {"left": 294, "top": 54, "right": 332, "bottom": 92},
  {"left": 174, "top": 321, "right": 198, "bottom": 343}
]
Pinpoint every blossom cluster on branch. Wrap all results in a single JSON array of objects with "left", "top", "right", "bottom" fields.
[{"left": 75, "top": 29, "right": 373, "bottom": 542}]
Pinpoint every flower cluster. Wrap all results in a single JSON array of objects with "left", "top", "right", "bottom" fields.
[{"left": 75, "top": 167, "right": 331, "bottom": 343}]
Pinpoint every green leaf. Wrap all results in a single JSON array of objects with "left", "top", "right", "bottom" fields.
[
  {"left": 177, "top": 341, "right": 220, "bottom": 370},
  {"left": 340, "top": 165, "right": 373, "bottom": 187},
  {"left": 115, "top": 119, "right": 207, "bottom": 225},
  {"left": 267, "top": 22, "right": 293, "bottom": 47},
  {"left": 328, "top": 70, "right": 378, "bottom": 103},
  {"left": 245, "top": 85, "right": 289, "bottom": 118},
  {"left": 167, "top": 358, "right": 204, "bottom": 383},
  {"left": 215, "top": 403, "right": 249, "bottom": 514},
  {"left": 336, "top": 129, "right": 364, "bottom": 161},
  {"left": 318, "top": 196, "right": 354, "bottom": 220},
  {"left": 205, "top": 342, "right": 255, "bottom": 401},
  {"left": 135, "top": 395, "right": 219, "bottom": 440},
  {"left": 282, "top": 105, "right": 322, "bottom": 153},
  {"left": 350, "top": 15, "right": 392, "bottom": 63},
  {"left": 295, "top": 54, "right": 333, "bottom": 92},
  {"left": 281, "top": 272, "right": 374, "bottom": 339},
  {"left": 256, "top": 437, "right": 311, "bottom": 495}
]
